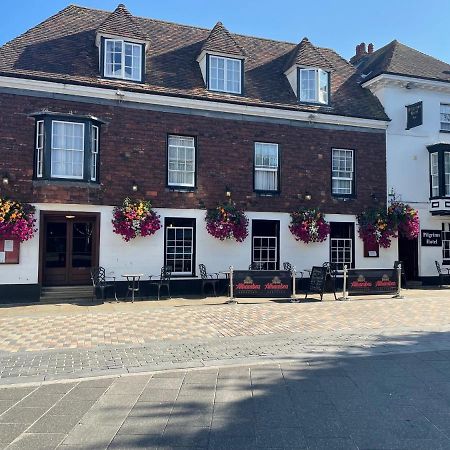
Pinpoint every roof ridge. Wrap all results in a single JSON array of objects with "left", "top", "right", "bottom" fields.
[{"left": 392, "top": 39, "right": 450, "bottom": 68}]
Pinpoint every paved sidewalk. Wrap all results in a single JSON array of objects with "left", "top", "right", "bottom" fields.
[
  {"left": 1, "top": 292, "right": 450, "bottom": 353},
  {"left": 1, "top": 349, "right": 450, "bottom": 450}
]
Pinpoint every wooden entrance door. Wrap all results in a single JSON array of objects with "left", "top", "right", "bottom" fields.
[{"left": 42, "top": 214, "right": 99, "bottom": 286}]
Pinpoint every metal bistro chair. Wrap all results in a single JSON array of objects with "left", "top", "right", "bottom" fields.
[
  {"left": 149, "top": 266, "right": 172, "bottom": 300},
  {"left": 249, "top": 262, "right": 265, "bottom": 270},
  {"left": 199, "top": 264, "right": 220, "bottom": 297},
  {"left": 90, "top": 267, "right": 117, "bottom": 302},
  {"left": 394, "top": 260, "right": 408, "bottom": 289},
  {"left": 435, "top": 261, "right": 450, "bottom": 288},
  {"left": 283, "top": 261, "right": 303, "bottom": 278}
]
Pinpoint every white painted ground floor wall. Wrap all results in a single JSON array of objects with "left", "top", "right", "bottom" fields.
[
  {"left": 416, "top": 206, "right": 450, "bottom": 278},
  {"left": 0, "top": 203, "right": 399, "bottom": 287}
]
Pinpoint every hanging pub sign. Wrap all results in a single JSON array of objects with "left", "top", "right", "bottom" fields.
[
  {"left": 0, "top": 237, "right": 20, "bottom": 264},
  {"left": 233, "top": 270, "right": 292, "bottom": 298},
  {"left": 347, "top": 268, "right": 397, "bottom": 295},
  {"left": 406, "top": 101, "right": 423, "bottom": 130},
  {"left": 421, "top": 229, "right": 442, "bottom": 246}
]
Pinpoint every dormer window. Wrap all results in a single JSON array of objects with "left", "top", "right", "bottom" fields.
[
  {"left": 103, "top": 39, "right": 144, "bottom": 82},
  {"left": 208, "top": 55, "right": 242, "bottom": 94},
  {"left": 298, "top": 68, "right": 329, "bottom": 104}
]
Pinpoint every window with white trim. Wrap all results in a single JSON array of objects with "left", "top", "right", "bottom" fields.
[
  {"left": 445, "top": 152, "right": 450, "bottom": 196},
  {"left": 330, "top": 222, "right": 354, "bottom": 270},
  {"left": 35, "top": 120, "right": 44, "bottom": 178},
  {"left": 443, "top": 223, "right": 450, "bottom": 265},
  {"left": 252, "top": 236, "right": 277, "bottom": 270},
  {"left": 51, "top": 121, "right": 85, "bottom": 179},
  {"left": 254, "top": 142, "right": 279, "bottom": 192},
  {"left": 332, "top": 149, "right": 354, "bottom": 196},
  {"left": 91, "top": 125, "right": 99, "bottom": 182},
  {"left": 167, "top": 135, "right": 196, "bottom": 188},
  {"left": 440, "top": 104, "right": 450, "bottom": 131},
  {"left": 165, "top": 218, "right": 195, "bottom": 275},
  {"left": 431, "top": 152, "right": 439, "bottom": 197},
  {"left": 104, "top": 39, "right": 143, "bottom": 82},
  {"left": 34, "top": 117, "right": 100, "bottom": 182},
  {"left": 208, "top": 55, "right": 242, "bottom": 94},
  {"left": 299, "top": 68, "right": 329, "bottom": 104}
]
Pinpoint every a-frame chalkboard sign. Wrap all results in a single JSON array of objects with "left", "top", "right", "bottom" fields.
[{"left": 305, "top": 266, "right": 328, "bottom": 301}]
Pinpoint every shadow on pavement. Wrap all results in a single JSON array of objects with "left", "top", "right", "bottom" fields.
[{"left": 104, "top": 331, "right": 450, "bottom": 450}]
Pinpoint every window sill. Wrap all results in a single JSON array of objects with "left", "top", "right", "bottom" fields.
[
  {"left": 254, "top": 191, "right": 280, "bottom": 197},
  {"left": 439, "top": 129, "right": 450, "bottom": 134},
  {"left": 332, "top": 194, "right": 356, "bottom": 200},
  {"left": 166, "top": 186, "right": 197, "bottom": 193},
  {"left": 33, "top": 179, "right": 101, "bottom": 189}
]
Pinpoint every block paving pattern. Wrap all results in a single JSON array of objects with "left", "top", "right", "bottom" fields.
[
  {"left": 1, "top": 295, "right": 450, "bottom": 353},
  {"left": 1, "top": 350, "right": 450, "bottom": 449}
]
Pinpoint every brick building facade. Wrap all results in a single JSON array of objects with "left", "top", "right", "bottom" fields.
[{"left": 0, "top": 4, "right": 395, "bottom": 302}]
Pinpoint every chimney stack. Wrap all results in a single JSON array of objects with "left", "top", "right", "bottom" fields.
[{"left": 350, "top": 42, "right": 374, "bottom": 65}]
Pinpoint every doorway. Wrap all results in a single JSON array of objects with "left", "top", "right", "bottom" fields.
[
  {"left": 41, "top": 213, "right": 99, "bottom": 286},
  {"left": 251, "top": 220, "right": 280, "bottom": 270},
  {"left": 398, "top": 236, "right": 419, "bottom": 280}
]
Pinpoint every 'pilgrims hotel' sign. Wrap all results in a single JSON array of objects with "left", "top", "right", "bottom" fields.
[{"left": 421, "top": 229, "right": 442, "bottom": 246}]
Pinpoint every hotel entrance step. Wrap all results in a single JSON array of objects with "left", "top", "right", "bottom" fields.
[{"left": 40, "top": 285, "right": 93, "bottom": 303}]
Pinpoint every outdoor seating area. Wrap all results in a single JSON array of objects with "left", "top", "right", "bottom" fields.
[{"left": 88, "top": 261, "right": 346, "bottom": 303}]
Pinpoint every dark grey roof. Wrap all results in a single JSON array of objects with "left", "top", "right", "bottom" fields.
[
  {"left": 0, "top": 4, "right": 388, "bottom": 121},
  {"left": 357, "top": 40, "right": 450, "bottom": 84}
]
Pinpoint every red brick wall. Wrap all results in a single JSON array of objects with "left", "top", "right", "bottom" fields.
[{"left": 0, "top": 92, "right": 386, "bottom": 213}]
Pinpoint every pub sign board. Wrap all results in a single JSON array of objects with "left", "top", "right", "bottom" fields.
[
  {"left": 421, "top": 229, "right": 442, "bottom": 246},
  {"left": 406, "top": 101, "right": 423, "bottom": 130},
  {"left": 348, "top": 269, "right": 398, "bottom": 295},
  {"left": 233, "top": 270, "right": 292, "bottom": 298}
]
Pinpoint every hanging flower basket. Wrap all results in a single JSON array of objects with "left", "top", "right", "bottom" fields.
[
  {"left": 388, "top": 201, "right": 420, "bottom": 240},
  {"left": 0, "top": 197, "right": 36, "bottom": 242},
  {"left": 112, "top": 198, "right": 161, "bottom": 242},
  {"left": 289, "top": 208, "right": 330, "bottom": 244},
  {"left": 357, "top": 207, "right": 396, "bottom": 248},
  {"left": 205, "top": 201, "right": 248, "bottom": 242}
]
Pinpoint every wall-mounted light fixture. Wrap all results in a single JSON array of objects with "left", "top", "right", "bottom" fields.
[
  {"left": 297, "top": 192, "right": 312, "bottom": 201},
  {"left": 225, "top": 186, "right": 232, "bottom": 198},
  {"left": 2, "top": 174, "right": 9, "bottom": 186},
  {"left": 132, "top": 182, "right": 138, "bottom": 192}
]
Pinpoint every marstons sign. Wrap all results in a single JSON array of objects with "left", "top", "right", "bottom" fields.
[{"left": 233, "top": 270, "right": 292, "bottom": 298}]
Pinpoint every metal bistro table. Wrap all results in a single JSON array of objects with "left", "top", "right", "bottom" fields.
[
  {"left": 220, "top": 270, "right": 236, "bottom": 304},
  {"left": 122, "top": 273, "right": 143, "bottom": 303}
]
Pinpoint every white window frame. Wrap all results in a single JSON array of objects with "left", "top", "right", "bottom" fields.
[
  {"left": 165, "top": 226, "right": 194, "bottom": 275},
  {"left": 330, "top": 238, "right": 352, "bottom": 271},
  {"left": 252, "top": 236, "right": 278, "bottom": 270},
  {"left": 208, "top": 55, "right": 242, "bottom": 94},
  {"left": 50, "top": 120, "right": 85, "bottom": 180},
  {"left": 443, "top": 223, "right": 450, "bottom": 264},
  {"left": 104, "top": 39, "right": 143, "bottom": 82},
  {"left": 167, "top": 135, "right": 196, "bottom": 188},
  {"left": 445, "top": 152, "right": 450, "bottom": 196},
  {"left": 35, "top": 120, "right": 44, "bottom": 178},
  {"left": 430, "top": 152, "right": 439, "bottom": 197},
  {"left": 332, "top": 149, "right": 354, "bottom": 196},
  {"left": 91, "top": 125, "right": 99, "bottom": 182},
  {"left": 254, "top": 142, "right": 279, "bottom": 192},
  {"left": 440, "top": 104, "right": 450, "bottom": 132},
  {"left": 299, "top": 68, "right": 329, "bottom": 104}
]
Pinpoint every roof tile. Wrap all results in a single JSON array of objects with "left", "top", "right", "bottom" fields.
[{"left": 0, "top": 5, "right": 387, "bottom": 121}]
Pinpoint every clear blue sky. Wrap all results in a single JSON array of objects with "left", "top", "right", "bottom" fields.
[{"left": 1, "top": 0, "right": 449, "bottom": 62}]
